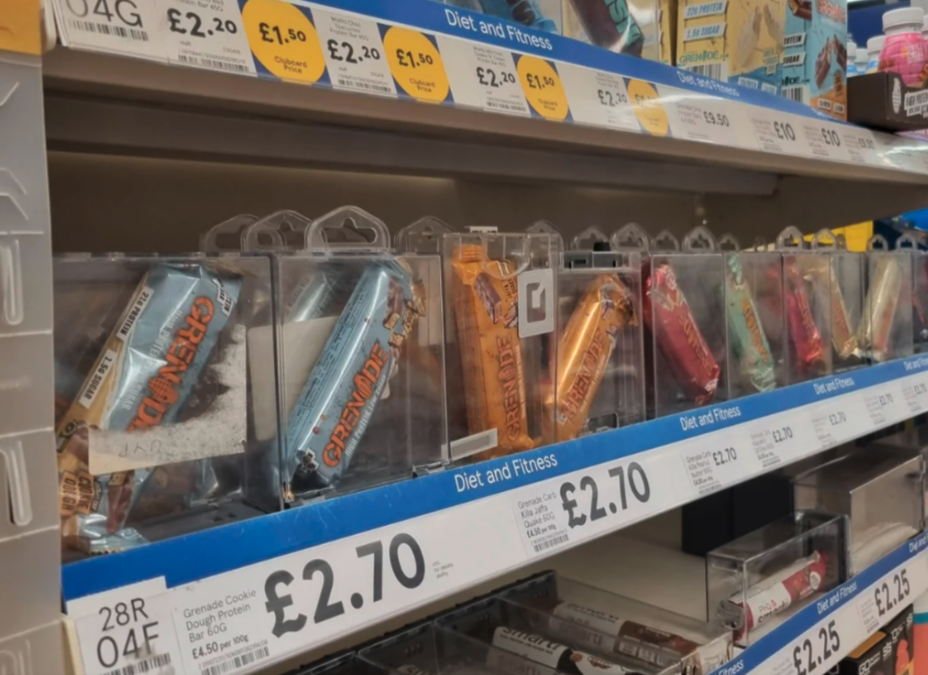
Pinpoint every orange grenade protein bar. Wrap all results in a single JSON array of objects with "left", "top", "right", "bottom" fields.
[{"left": 56, "top": 264, "right": 239, "bottom": 552}]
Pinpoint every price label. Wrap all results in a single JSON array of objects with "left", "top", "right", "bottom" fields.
[
  {"left": 382, "top": 27, "right": 450, "bottom": 103},
  {"left": 173, "top": 498, "right": 520, "bottom": 675},
  {"left": 809, "top": 400, "right": 858, "bottom": 450},
  {"left": 163, "top": 0, "right": 255, "bottom": 76},
  {"left": 747, "top": 107, "right": 807, "bottom": 155},
  {"left": 557, "top": 63, "right": 638, "bottom": 132},
  {"left": 678, "top": 425, "right": 757, "bottom": 495},
  {"left": 76, "top": 592, "right": 182, "bottom": 675},
  {"left": 874, "top": 568, "right": 912, "bottom": 621},
  {"left": 666, "top": 93, "right": 750, "bottom": 146},
  {"left": 863, "top": 384, "right": 906, "bottom": 427},
  {"left": 747, "top": 413, "right": 814, "bottom": 470},
  {"left": 52, "top": 0, "right": 166, "bottom": 60},
  {"left": 313, "top": 9, "right": 396, "bottom": 96},
  {"left": 838, "top": 127, "right": 883, "bottom": 166},
  {"left": 516, "top": 55, "right": 570, "bottom": 121},
  {"left": 902, "top": 375, "right": 928, "bottom": 414},
  {"left": 626, "top": 79, "right": 670, "bottom": 137},
  {"left": 241, "top": 0, "right": 325, "bottom": 84},
  {"left": 880, "top": 137, "right": 928, "bottom": 173},
  {"left": 790, "top": 619, "right": 843, "bottom": 675},
  {"left": 435, "top": 37, "right": 530, "bottom": 116},
  {"left": 798, "top": 122, "right": 852, "bottom": 162}
]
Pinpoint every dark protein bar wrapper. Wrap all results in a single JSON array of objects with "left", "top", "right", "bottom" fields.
[
  {"left": 56, "top": 264, "right": 240, "bottom": 553},
  {"left": 284, "top": 259, "right": 424, "bottom": 496},
  {"left": 489, "top": 627, "right": 645, "bottom": 675},
  {"left": 644, "top": 262, "right": 719, "bottom": 405}
]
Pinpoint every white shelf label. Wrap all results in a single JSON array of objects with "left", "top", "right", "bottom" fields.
[
  {"left": 558, "top": 63, "right": 638, "bottom": 132},
  {"left": 52, "top": 0, "right": 167, "bottom": 61},
  {"left": 746, "top": 412, "right": 816, "bottom": 470},
  {"left": 437, "top": 36, "right": 530, "bottom": 116},
  {"left": 745, "top": 108, "right": 809, "bottom": 156},
  {"left": 76, "top": 591, "right": 183, "bottom": 675},
  {"left": 313, "top": 9, "right": 396, "bottom": 97},
  {"left": 863, "top": 382, "right": 907, "bottom": 428},
  {"left": 665, "top": 93, "right": 751, "bottom": 147},
  {"left": 838, "top": 127, "right": 883, "bottom": 167},
  {"left": 797, "top": 120, "right": 851, "bottom": 163},
  {"left": 679, "top": 426, "right": 757, "bottom": 495},
  {"left": 162, "top": 0, "right": 256, "bottom": 76},
  {"left": 901, "top": 373, "right": 928, "bottom": 414}
]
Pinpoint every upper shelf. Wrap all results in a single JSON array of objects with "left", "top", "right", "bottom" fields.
[{"left": 39, "top": 0, "right": 928, "bottom": 195}]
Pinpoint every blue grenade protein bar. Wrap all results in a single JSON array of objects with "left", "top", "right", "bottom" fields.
[
  {"left": 284, "top": 259, "right": 425, "bottom": 497},
  {"left": 56, "top": 263, "right": 240, "bottom": 553}
]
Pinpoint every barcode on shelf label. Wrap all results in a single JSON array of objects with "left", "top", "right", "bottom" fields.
[
  {"left": 177, "top": 55, "right": 251, "bottom": 73},
  {"left": 334, "top": 77, "right": 393, "bottom": 94},
  {"left": 68, "top": 19, "right": 148, "bottom": 41},
  {"left": 200, "top": 647, "right": 270, "bottom": 675},
  {"left": 106, "top": 653, "right": 171, "bottom": 675},
  {"left": 51, "top": 0, "right": 166, "bottom": 60},
  {"left": 533, "top": 533, "right": 570, "bottom": 553}
]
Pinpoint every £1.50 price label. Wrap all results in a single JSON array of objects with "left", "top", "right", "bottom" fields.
[
  {"left": 162, "top": 0, "right": 256, "bottom": 75},
  {"left": 241, "top": 0, "right": 326, "bottom": 84},
  {"left": 382, "top": 27, "right": 450, "bottom": 103},
  {"left": 626, "top": 79, "right": 670, "bottom": 137},
  {"left": 516, "top": 55, "right": 570, "bottom": 121}
]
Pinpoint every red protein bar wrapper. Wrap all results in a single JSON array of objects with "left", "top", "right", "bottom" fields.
[
  {"left": 736, "top": 551, "right": 828, "bottom": 639},
  {"left": 784, "top": 259, "right": 826, "bottom": 376},
  {"left": 643, "top": 262, "right": 719, "bottom": 405}
]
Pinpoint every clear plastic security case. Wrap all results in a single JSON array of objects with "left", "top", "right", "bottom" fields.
[
  {"left": 912, "top": 245, "right": 928, "bottom": 354},
  {"left": 719, "top": 236, "right": 786, "bottom": 399},
  {"left": 273, "top": 207, "right": 446, "bottom": 506},
  {"left": 436, "top": 595, "right": 676, "bottom": 675},
  {"left": 859, "top": 235, "right": 914, "bottom": 363},
  {"left": 53, "top": 253, "right": 275, "bottom": 559},
  {"left": 443, "top": 230, "right": 558, "bottom": 463},
  {"left": 793, "top": 449, "right": 925, "bottom": 575},
  {"left": 706, "top": 511, "right": 846, "bottom": 647},
  {"left": 776, "top": 227, "right": 833, "bottom": 385},
  {"left": 645, "top": 227, "right": 728, "bottom": 418},
  {"left": 813, "top": 231, "right": 865, "bottom": 373},
  {"left": 554, "top": 238, "right": 645, "bottom": 439},
  {"left": 500, "top": 571, "right": 733, "bottom": 675},
  {"left": 360, "top": 620, "right": 559, "bottom": 675}
]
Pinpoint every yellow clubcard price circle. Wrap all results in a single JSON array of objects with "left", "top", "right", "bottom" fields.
[
  {"left": 626, "top": 79, "right": 669, "bottom": 137},
  {"left": 516, "top": 56, "right": 569, "bottom": 121},
  {"left": 242, "top": 0, "right": 326, "bottom": 84},
  {"left": 383, "top": 27, "right": 450, "bottom": 103}
]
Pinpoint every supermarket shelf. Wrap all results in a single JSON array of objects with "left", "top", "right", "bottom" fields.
[
  {"left": 40, "top": 0, "right": 928, "bottom": 199},
  {"left": 63, "top": 355, "right": 928, "bottom": 675},
  {"left": 555, "top": 532, "right": 928, "bottom": 675}
]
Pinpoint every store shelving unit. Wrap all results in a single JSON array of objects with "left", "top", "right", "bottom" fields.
[{"left": 6, "top": 0, "right": 928, "bottom": 673}]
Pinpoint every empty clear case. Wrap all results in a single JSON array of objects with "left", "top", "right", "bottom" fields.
[
  {"left": 719, "top": 235, "right": 785, "bottom": 399},
  {"left": 53, "top": 253, "right": 275, "bottom": 557},
  {"left": 443, "top": 230, "right": 558, "bottom": 463},
  {"left": 776, "top": 227, "right": 833, "bottom": 385},
  {"left": 436, "top": 595, "right": 676, "bottom": 675},
  {"left": 553, "top": 233, "right": 645, "bottom": 439},
  {"left": 273, "top": 207, "right": 446, "bottom": 505},
  {"left": 792, "top": 448, "right": 925, "bottom": 574},
  {"left": 859, "top": 235, "right": 914, "bottom": 364},
  {"left": 645, "top": 227, "right": 728, "bottom": 418},
  {"left": 501, "top": 571, "right": 733, "bottom": 675},
  {"left": 707, "top": 511, "right": 846, "bottom": 647}
]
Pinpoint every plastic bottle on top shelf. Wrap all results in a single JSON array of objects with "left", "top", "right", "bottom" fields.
[
  {"left": 867, "top": 35, "right": 885, "bottom": 74},
  {"left": 848, "top": 42, "right": 858, "bottom": 76},
  {"left": 879, "top": 7, "right": 928, "bottom": 85},
  {"left": 855, "top": 46, "right": 868, "bottom": 74}
]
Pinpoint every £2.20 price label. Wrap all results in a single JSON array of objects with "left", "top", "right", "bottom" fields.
[
  {"left": 241, "top": 0, "right": 326, "bottom": 84},
  {"left": 163, "top": 0, "right": 256, "bottom": 75}
]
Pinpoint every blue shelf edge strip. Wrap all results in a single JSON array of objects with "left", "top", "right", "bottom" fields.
[
  {"left": 62, "top": 354, "right": 928, "bottom": 601},
  {"left": 709, "top": 531, "right": 928, "bottom": 675},
  {"left": 294, "top": 0, "right": 837, "bottom": 123}
]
